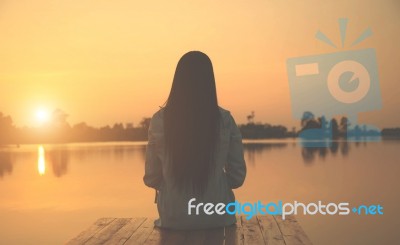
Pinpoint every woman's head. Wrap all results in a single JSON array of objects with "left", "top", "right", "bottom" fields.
[
  {"left": 166, "top": 51, "right": 217, "bottom": 110},
  {"left": 164, "top": 51, "right": 220, "bottom": 195}
]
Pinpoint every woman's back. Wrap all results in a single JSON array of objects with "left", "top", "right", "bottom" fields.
[
  {"left": 144, "top": 106, "right": 246, "bottom": 229},
  {"left": 143, "top": 51, "right": 246, "bottom": 229}
]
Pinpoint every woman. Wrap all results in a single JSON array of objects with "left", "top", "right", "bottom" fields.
[{"left": 143, "top": 51, "right": 246, "bottom": 229}]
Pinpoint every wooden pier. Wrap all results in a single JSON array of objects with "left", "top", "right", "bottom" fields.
[{"left": 66, "top": 215, "right": 312, "bottom": 245}]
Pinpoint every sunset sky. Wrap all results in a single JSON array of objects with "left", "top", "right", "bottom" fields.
[{"left": 0, "top": 0, "right": 399, "bottom": 129}]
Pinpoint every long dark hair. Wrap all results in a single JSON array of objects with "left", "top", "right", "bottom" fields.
[{"left": 164, "top": 51, "right": 220, "bottom": 195}]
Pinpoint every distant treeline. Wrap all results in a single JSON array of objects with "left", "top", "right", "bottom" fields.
[
  {"left": 240, "top": 111, "right": 398, "bottom": 139},
  {"left": 0, "top": 110, "right": 399, "bottom": 144},
  {"left": 239, "top": 123, "right": 293, "bottom": 139},
  {"left": 381, "top": 128, "right": 400, "bottom": 138},
  {"left": 0, "top": 110, "right": 151, "bottom": 144}
]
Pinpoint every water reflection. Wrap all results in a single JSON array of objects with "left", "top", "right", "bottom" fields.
[
  {"left": 242, "top": 141, "right": 357, "bottom": 165},
  {"left": 1, "top": 143, "right": 147, "bottom": 178},
  {"left": 38, "top": 145, "right": 46, "bottom": 175},
  {"left": 69, "top": 144, "right": 146, "bottom": 163},
  {"left": 0, "top": 151, "right": 13, "bottom": 178},
  {"left": 44, "top": 144, "right": 147, "bottom": 178},
  {"left": 48, "top": 148, "right": 69, "bottom": 177},
  {"left": 300, "top": 141, "right": 351, "bottom": 164},
  {"left": 0, "top": 141, "right": 364, "bottom": 178},
  {"left": 243, "top": 143, "right": 287, "bottom": 165}
]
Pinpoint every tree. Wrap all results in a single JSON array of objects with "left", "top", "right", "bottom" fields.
[
  {"left": 139, "top": 118, "right": 151, "bottom": 130},
  {"left": 340, "top": 117, "right": 348, "bottom": 136},
  {"left": 331, "top": 118, "right": 339, "bottom": 137},
  {"left": 301, "top": 111, "right": 315, "bottom": 128},
  {"left": 247, "top": 111, "right": 255, "bottom": 124},
  {"left": 300, "top": 111, "right": 320, "bottom": 131},
  {"left": 0, "top": 112, "right": 15, "bottom": 143},
  {"left": 51, "top": 109, "right": 70, "bottom": 129}
]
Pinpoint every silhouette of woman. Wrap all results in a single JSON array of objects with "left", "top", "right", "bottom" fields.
[{"left": 144, "top": 51, "right": 246, "bottom": 229}]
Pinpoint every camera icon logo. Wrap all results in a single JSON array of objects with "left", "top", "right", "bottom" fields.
[
  {"left": 286, "top": 19, "right": 382, "bottom": 146},
  {"left": 328, "top": 59, "right": 370, "bottom": 104}
]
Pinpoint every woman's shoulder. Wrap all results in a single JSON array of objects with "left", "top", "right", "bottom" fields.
[
  {"left": 151, "top": 107, "right": 165, "bottom": 120},
  {"left": 218, "top": 106, "right": 230, "bottom": 115},
  {"left": 218, "top": 106, "right": 234, "bottom": 127},
  {"left": 149, "top": 108, "right": 165, "bottom": 131}
]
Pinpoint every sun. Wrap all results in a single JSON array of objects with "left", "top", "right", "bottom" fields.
[{"left": 35, "top": 108, "right": 51, "bottom": 124}]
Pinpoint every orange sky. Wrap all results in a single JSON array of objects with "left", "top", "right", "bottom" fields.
[{"left": 0, "top": 0, "right": 399, "bottom": 129}]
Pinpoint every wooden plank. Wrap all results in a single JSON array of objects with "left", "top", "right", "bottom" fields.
[
  {"left": 143, "top": 226, "right": 162, "bottom": 245},
  {"left": 85, "top": 218, "right": 132, "bottom": 245},
  {"left": 182, "top": 227, "right": 224, "bottom": 245},
  {"left": 257, "top": 215, "right": 286, "bottom": 245},
  {"left": 241, "top": 216, "right": 265, "bottom": 245},
  {"left": 224, "top": 217, "right": 244, "bottom": 245},
  {"left": 66, "top": 217, "right": 116, "bottom": 245},
  {"left": 124, "top": 218, "right": 156, "bottom": 245},
  {"left": 66, "top": 215, "right": 312, "bottom": 245},
  {"left": 274, "top": 215, "right": 313, "bottom": 245},
  {"left": 103, "top": 218, "right": 146, "bottom": 245}
]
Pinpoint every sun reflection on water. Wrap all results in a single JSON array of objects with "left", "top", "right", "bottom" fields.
[{"left": 38, "top": 145, "right": 46, "bottom": 175}]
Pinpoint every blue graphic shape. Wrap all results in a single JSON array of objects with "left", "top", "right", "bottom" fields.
[
  {"left": 339, "top": 18, "right": 348, "bottom": 47},
  {"left": 287, "top": 48, "right": 382, "bottom": 147},
  {"left": 287, "top": 48, "right": 381, "bottom": 119},
  {"left": 351, "top": 28, "right": 373, "bottom": 46},
  {"left": 339, "top": 71, "right": 359, "bottom": 92},
  {"left": 315, "top": 30, "right": 337, "bottom": 48}
]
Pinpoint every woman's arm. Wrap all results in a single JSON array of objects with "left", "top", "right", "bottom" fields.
[
  {"left": 225, "top": 113, "right": 246, "bottom": 189},
  {"left": 143, "top": 113, "right": 163, "bottom": 189}
]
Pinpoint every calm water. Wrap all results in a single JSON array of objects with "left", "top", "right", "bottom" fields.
[{"left": 0, "top": 140, "right": 399, "bottom": 244}]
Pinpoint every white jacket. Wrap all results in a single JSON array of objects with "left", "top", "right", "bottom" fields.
[{"left": 143, "top": 107, "right": 246, "bottom": 229}]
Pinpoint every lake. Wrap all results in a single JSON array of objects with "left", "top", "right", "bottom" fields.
[{"left": 0, "top": 140, "right": 399, "bottom": 244}]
